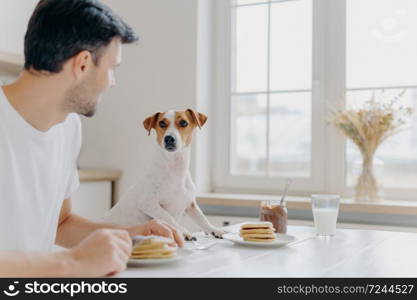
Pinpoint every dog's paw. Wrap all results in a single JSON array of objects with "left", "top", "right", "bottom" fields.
[
  {"left": 205, "top": 227, "right": 225, "bottom": 239},
  {"left": 183, "top": 232, "right": 197, "bottom": 241}
]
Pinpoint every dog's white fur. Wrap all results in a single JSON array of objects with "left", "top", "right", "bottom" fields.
[{"left": 102, "top": 110, "right": 224, "bottom": 239}]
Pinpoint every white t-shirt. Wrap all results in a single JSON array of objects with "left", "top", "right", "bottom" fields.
[{"left": 0, "top": 87, "right": 81, "bottom": 252}]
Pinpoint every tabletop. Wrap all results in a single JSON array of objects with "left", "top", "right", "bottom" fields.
[{"left": 117, "top": 224, "right": 417, "bottom": 277}]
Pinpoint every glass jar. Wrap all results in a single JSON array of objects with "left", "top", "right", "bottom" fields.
[
  {"left": 351, "top": 156, "right": 384, "bottom": 202},
  {"left": 259, "top": 200, "right": 288, "bottom": 234}
]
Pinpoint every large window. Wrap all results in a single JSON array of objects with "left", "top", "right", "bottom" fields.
[
  {"left": 230, "top": 0, "right": 312, "bottom": 178},
  {"left": 214, "top": 0, "right": 417, "bottom": 199},
  {"left": 346, "top": 0, "right": 417, "bottom": 189}
]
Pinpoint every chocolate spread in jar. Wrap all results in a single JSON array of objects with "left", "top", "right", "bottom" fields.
[{"left": 260, "top": 202, "right": 288, "bottom": 234}]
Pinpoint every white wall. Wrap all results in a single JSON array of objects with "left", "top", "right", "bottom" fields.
[
  {"left": 0, "top": 0, "right": 37, "bottom": 83},
  {"left": 79, "top": 0, "right": 214, "bottom": 199},
  {"left": 0, "top": 0, "right": 38, "bottom": 54}
]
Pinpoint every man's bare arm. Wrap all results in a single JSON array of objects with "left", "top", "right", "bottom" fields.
[
  {"left": 56, "top": 199, "right": 184, "bottom": 248},
  {"left": 0, "top": 228, "right": 132, "bottom": 278},
  {"left": 0, "top": 251, "right": 77, "bottom": 277},
  {"left": 0, "top": 198, "right": 184, "bottom": 277},
  {"left": 55, "top": 198, "right": 126, "bottom": 248}
]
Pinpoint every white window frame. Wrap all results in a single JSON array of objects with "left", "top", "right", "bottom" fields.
[{"left": 212, "top": 0, "right": 417, "bottom": 201}]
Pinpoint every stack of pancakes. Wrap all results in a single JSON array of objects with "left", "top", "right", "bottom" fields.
[
  {"left": 240, "top": 222, "right": 276, "bottom": 242},
  {"left": 130, "top": 236, "right": 177, "bottom": 259}
]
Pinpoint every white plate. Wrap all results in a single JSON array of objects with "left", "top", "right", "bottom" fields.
[
  {"left": 127, "top": 248, "right": 192, "bottom": 266},
  {"left": 223, "top": 232, "right": 296, "bottom": 247}
]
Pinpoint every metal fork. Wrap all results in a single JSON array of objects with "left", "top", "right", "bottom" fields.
[{"left": 191, "top": 239, "right": 218, "bottom": 250}]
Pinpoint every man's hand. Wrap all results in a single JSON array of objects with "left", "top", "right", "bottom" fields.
[
  {"left": 68, "top": 229, "right": 132, "bottom": 277},
  {"left": 127, "top": 219, "right": 185, "bottom": 247}
]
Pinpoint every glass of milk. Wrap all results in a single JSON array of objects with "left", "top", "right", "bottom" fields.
[{"left": 311, "top": 194, "right": 340, "bottom": 236}]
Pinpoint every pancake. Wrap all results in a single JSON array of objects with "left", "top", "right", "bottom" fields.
[
  {"left": 132, "top": 241, "right": 166, "bottom": 251},
  {"left": 239, "top": 233, "right": 276, "bottom": 239},
  {"left": 240, "top": 222, "right": 276, "bottom": 242},
  {"left": 130, "top": 236, "right": 177, "bottom": 260},
  {"left": 243, "top": 237, "right": 276, "bottom": 243},
  {"left": 131, "top": 247, "right": 176, "bottom": 256},
  {"left": 130, "top": 249, "right": 176, "bottom": 259},
  {"left": 240, "top": 222, "right": 274, "bottom": 230},
  {"left": 131, "top": 252, "right": 176, "bottom": 259},
  {"left": 240, "top": 228, "right": 275, "bottom": 235}
]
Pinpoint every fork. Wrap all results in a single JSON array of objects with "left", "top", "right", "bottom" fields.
[{"left": 190, "top": 239, "right": 218, "bottom": 250}]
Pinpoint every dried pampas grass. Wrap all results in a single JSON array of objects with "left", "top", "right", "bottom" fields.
[{"left": 329, "top": 90, "right": 412, "bottom": 201}]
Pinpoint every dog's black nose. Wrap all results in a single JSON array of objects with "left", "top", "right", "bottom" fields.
[{"left": 164, "top": 135, "right": 176, "bottom": 146}]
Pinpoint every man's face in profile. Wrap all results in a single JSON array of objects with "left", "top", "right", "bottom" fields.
[{"left": 66, "top": 38, "right": 122, "bottom": 117}]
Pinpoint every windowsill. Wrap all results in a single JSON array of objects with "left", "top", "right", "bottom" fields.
[
  {"left": 197, "top": 192, "right": 417, "bottom": 216},
  {"left": 78, "top": 168, "right": 122, "bottom": 182},
  {"left": 0, "top": 51, "right": 23, "bottom": 76},
  {"left": 0, "top": 51, "right": 23, "bottom": 67}
]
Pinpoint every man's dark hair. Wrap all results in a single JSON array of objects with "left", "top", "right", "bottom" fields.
[{"left": 24, "top": 0, "right": 138, "bottom": 73}]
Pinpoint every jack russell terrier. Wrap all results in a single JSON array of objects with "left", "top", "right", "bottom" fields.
[{"left": 103, "top": 109, "right": 225, "bottom": 240}]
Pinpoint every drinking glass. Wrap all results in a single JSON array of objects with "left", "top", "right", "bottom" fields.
[{"left": 311, "top": 194, "right": 340, "bottom": 236}]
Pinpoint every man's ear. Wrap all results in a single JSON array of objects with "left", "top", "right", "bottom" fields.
[
  {"left": 186, "top": 109, "right": 208, "bottom": 129},
  {"left": 72, "top": 50, "right": 92, "bottom": 78},
  {"left": 142, "top": 112, "right": 161, "bottom": 136}
]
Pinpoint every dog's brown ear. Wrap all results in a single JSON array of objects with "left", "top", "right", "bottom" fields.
[
  {"left": 142, "top": 112, "right": 161, "bottom": 136},
  {"left": 186, "top": 109, "right": 207, "bottom": 129}
]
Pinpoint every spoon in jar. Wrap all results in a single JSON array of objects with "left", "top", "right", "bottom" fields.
[{"left": 280, "top": 178, "right": 293, "bottom": 205}]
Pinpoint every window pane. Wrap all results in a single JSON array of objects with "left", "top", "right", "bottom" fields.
[
  {"left": 230, "top": 94, "right": 267, "bottom": 175},
  {"left": 347, "top": 0, "right": 417, "bottom": 88},
  {"left": 346, "top": 89, "right": 417, "bottom": 188},
  {"left": 269, "top": 92, "right": 311, "bottom": 177},
  {"left": 270, "top": 0, "right": 312, "bottom": 90},
  {"left": 233, "top": 5, "right": 268, "bottom": 93},
  {"left": 234, "top": 0, "right": 265, "bottom": 5}
]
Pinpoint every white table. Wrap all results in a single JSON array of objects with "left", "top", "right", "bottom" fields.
[{"left": 118, "top": 224, "right": 417, "bottom": 277}]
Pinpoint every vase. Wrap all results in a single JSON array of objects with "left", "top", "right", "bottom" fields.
[{"left": 352, "top": 155, "right": 384, "bottom": 202}]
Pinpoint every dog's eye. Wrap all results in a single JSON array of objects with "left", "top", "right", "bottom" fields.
[
  {"left": 179, "top": 120, "right": 188, "bottom": 127},
  {"left": 159, "top": 121, "right": 167, "bottom": 128}
]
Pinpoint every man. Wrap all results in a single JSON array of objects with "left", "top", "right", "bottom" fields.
[{"left": 0, "top": 0, "right": 184, "bottom": 277}]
